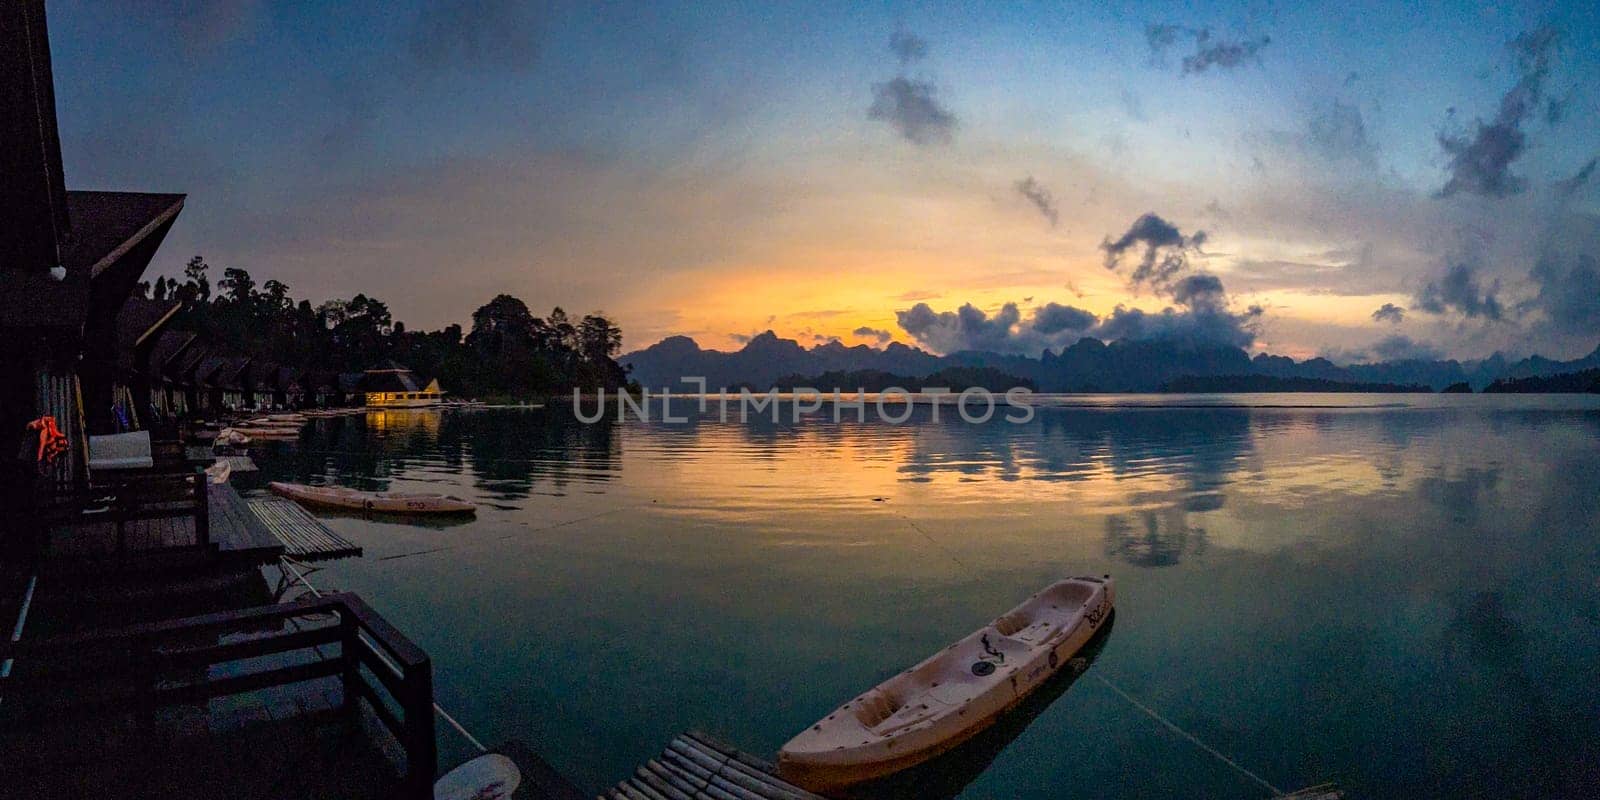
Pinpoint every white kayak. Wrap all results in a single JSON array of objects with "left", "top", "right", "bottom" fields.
[
  {"left": 231, "top": 426, "right": 301, "bottom": 438},
  {"left": 269, "top": 481, "right": 476, "bottom": 515},
  {"left": 205, "top": 461, "right": 232, "bottom": 484},
  {"left": 777, "top": 575, "right": 1115, "bottom": 793},
  {"left": 215, "top": 428, "right": 251, "bottom": 446}
]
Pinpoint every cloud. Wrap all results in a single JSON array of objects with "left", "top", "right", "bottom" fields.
[
  {"left": 1437, "top": 26, "right": 1561, "bottom": 198},
  {"left": 1370, "top": 334, "right": 1443, "bottom": 362},
  {"left": 112, "top": 0, "right": 262, "bottom": 53},
  {"left": 852, "top": 326, "right": 893, "bottom": 345},
  {"left": 1146, "top": 24, "right": 1270, "bottom": 75},
  {"left": 1555, "top": 157, "right": 1597, "bottom": 198},
  {"left": 1101, "top": 212, "right": 1207, "bottom": 289},
  {"left": 1371, "top": 303, "right": 1406, "bottom": 324},
  {"left": 895, "top": 301, "right": 1097, "bottom": 355},
  {"left": 869, "top": 77, "right": 957, "bottom": 146},
  {"left": 889, "top": 30, "right": 928, "bottom": 66},
  {"left": 1014, "top": 176, "right": 1059, "bottom": 227},
  {"left": 1031, "top": 303, "right": 1097, "bottom": 334},
  {"left": 1414, "top": 262, "right": 1505, "bottom": 320},
  {"left": 411, "top": 0, "right": 548, "bottom": 72},
  {"left": 1524, "top": 209, "right": 1600, "bottom": 339},
  {"left": 1091, "top": 280, "right": 1262, "bottom": 350},
  {"left": 1307, "top": 100, "right": 1376, "bottom": 165}
]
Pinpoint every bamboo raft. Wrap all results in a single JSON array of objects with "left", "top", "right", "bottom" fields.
[
  {"left": 245, "top": 498, "right": 363, "bottom": 561},
  {"left": 600, "top": 731, "right": 1344, "bottom": 800},
  {"left": 214, "top": 455, "right": 258, "bottom": 473},
  {"left": 603, "top": 732, "right": 827, "bottom": 800}
]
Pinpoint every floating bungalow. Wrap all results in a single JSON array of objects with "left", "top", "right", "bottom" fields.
[
  {"left": 361, "top": 360, "right": 445, "bottom": 408},
  {"left": 0, "top": 4, "right": 443, "bottom": 796}
]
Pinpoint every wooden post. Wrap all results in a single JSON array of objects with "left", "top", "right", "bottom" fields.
[
  {"left": 339, "top": 607, "right": 359, "bottom": 714},
  {"left": 403, "top": 657, "right": 437, "bottom": 799},
  {"left": 192, "top": 467, "right": 209, "bottom": 548}
]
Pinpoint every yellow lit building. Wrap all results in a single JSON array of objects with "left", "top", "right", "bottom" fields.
[{"left": 361, "top": 361, "right": 444, "bottom": 408}]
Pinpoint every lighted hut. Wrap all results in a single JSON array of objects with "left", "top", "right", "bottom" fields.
[{"left": 361, "top": 360, "right": 444, "bottom": 408}]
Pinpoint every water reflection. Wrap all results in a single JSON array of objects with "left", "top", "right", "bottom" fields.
[
  {"left": 1103, "top": 511, "right": 1207, "bottom": 568},
  {"left": 247, "top": 397, "right": 1600, "bottom": 799}
]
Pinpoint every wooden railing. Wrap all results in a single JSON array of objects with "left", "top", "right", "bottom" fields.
[
  {"left": 0, "top": 592, "right": 436, "bottom": 798},
  {"left": 3, "top": 467, "right": 211, "bottom": 560}
]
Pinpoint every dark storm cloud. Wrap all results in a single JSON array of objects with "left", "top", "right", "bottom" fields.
[
  {"left": 1524, "top": 209, "right": 1600, "bottom": 338},
  {"left": 411, "top": 0, "right": 548, "bottom": 72},
  {"left": 894, "top": 301, "right": 1096, "bottom": 355},
  {"left": 869, "top": 77, "right": 957, "bottom": 146},
  {"left": 1372, "top": 303, "right": 1406, "bottom": 324},
  {"left": 1090, "top": 299, "right": 1263, "bottom": 349},
  {"left": 1307, "top": 100, "right": 1376, "bottom": 165},
  {"left": 1101, "top": 213, "right": 1207, "bottom": 289},
  {"left": 1414, "top": 262, "right": 1505, "bottom": 320},
  {"left": 1031, "top": 303, "right": 1098, "bottom": 334},
  {"left": 1145, "top": 23, "right": 1270, "bottom": 75},
  {"left": 852, "top": 326, "right": 893, "bottom": 344},
  {"left": 1555, "top": 157, "right": 1597, "bottom": 198},
  {"left": 1014, "top": 176, "right": 1059, "bottom": 227},
  {"left": 1437, "top": 26, "right": 1561, "bottom": 198},
  {"left": 1094, "top": 266, "right": 1262, "bottom": 349},
  {"left": 1096, "top": 213, "right": 1259, "bottom": 348},
  {"left": 111, "top": 0, "right": 262, "bottom": 52},
  {"left": 1182, "top": 31, "right": 1271, "bottom": 74},
  {"left": 1370, "top": 334, "right": 1443, "bottom": 362},
  {"left": 889, "top": 30, "right": 928, "bottom": 65},
  {"left": 896, "top": 302, "right": 1025, "bottom": 353}
]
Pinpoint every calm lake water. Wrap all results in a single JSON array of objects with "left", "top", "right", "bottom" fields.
[{"left": 246, "top": 395, "right": 1600, "bottom": 798}]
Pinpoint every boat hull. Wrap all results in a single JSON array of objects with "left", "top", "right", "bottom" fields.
[
  {"left": 268, "top": 481, "right": 476, "bottom": 514},
  {"left": 777, "top": 576, "right": 1115, "bottom": 793}
]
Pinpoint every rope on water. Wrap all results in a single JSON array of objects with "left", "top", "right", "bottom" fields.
[
  {"left": 1089, "top": 672, "right": 1282, "bottom": 797},
  {"left": 278, "top": 557, "right": 488, "bottom": 754}
]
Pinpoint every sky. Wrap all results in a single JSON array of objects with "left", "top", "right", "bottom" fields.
[{"left": 48, "top": 0, "right": 1600, "bottom": 361}]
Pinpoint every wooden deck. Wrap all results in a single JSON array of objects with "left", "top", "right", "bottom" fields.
[
  {"left": 0, "top": 594, "right": 430, "bottom": 799},
  {"left": 247, "top": 498, "right": 363, "bottom": 561},
  {"left": 45, "top": 482, "right": 282, "bottom": 566},
  {"left": 602, "top": 732, "right": 826, "bottom": 800}
]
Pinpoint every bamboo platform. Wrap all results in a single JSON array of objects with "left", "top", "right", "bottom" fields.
[
  {"left": 215, "top": 455, "right": 258, "bottom": 472},
  {"left": 246, "top": 498, "right": 363, "bottom": 561},
  {"left": 602, "top": 732, "right": 826, "bottom": 800}
]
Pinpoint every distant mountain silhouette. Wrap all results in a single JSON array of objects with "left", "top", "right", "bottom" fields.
[{"left": 622, "top": 332, "right": 1600, "bottom": 393}]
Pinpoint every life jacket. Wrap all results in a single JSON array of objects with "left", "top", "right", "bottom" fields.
[{"left": 26, "top": 416, "right": 69, "bottom": 466}]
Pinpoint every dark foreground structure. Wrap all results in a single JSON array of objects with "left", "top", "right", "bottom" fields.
[{"left": 0, "top": 3, "right": 441, "bottom": 797}]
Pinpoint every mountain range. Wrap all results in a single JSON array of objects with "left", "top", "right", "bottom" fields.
[{"left": 622, "top": 331, "right": 1600, "bottom": 393}]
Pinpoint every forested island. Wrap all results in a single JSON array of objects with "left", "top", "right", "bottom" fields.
[
  {"left": 1482, "top": 369, "right": 1600, "bottom": 393},
  {"left": 138, "top": 257, "right": 630, "bottom": 398}
]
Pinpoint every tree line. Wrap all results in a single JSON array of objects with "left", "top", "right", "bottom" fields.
[{"left": 138, "top": 256, "right": 631, "bottom": 398}]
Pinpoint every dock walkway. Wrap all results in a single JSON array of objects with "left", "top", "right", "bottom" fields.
[{"left": 602, "top": 732, "right": 825, "bottom": 800}]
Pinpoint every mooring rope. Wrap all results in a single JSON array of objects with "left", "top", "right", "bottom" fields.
[
  {"left": 895, "top": 511, "right": 1285, "bottom": 798},
  {"left": 1088, "top": 672, "right": 1282, "bottom": 796},
  {"left": 278, "top": 556, "right": 489, "bottom": 754}
]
